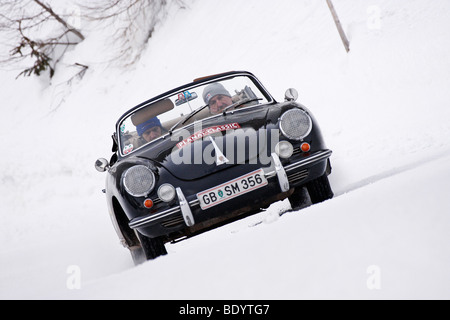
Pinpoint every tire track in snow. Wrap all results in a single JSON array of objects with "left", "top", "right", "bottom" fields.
[
  {"left": 210, "top": 149, "right": 450, "bottom": 232},
  {"left": 332, "top": 149, "right": 450, "bottom": 197}
]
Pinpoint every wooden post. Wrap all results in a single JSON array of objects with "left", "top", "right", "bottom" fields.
[{"left": 326, "top": 0, "right": 350, "bottom": 52}]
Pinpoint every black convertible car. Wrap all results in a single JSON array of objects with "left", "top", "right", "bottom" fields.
[{"left": 96, "top": 71, "right": 333, "bottom": 264}]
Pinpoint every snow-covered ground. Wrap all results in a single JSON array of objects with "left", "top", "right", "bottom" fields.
[{"left": 1, "top": 0, "right": 449, "bottom": 300}]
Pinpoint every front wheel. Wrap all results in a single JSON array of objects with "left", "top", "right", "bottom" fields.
[
  {"left": 132, "top": 232, "right": 167, "bottom": 264},
  {"left": 129, "top": 245, "right": 147, "bottom": 265},
  {"left": 288, "top": 187, "right": 309, "bottom": 211},
  {"left": 306, "top": 173, "right": 334, "bottom": 204}
]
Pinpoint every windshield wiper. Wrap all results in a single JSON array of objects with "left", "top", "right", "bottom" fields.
[
  {"left": 169, "top": 104, "right": 209, "bottom": 134},
  {"left": 169, "top": 98, "right": 262, "bottom": 134},
  {"left": 222, "top": 98, "right": 262, "bottom": 115}
]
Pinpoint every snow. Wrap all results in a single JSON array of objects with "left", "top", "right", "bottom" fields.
[{"left": 1, "top": 0, "right": 450, "bottom": 300}]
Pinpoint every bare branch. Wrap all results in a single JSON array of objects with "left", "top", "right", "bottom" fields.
[
  {"left": 33, "top": 0, "right": 84, "bottom": 41},
  {"left": 0, "top": 0, "right": 86, "bottom": 78},
  {"left": 79, "top": 0, "right": 181, "bottom": 66}
]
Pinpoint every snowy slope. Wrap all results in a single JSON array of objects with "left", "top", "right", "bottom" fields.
[
  {"left": 1, "top": 0, "right": 450, "bottom": 300},
  {"left": 52, "top": 154, "right": 450, "bottom": 300}
]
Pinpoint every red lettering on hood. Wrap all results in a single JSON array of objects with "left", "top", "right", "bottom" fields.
[{"left": 176, "top": 123, "right": 241, "bottom": 149}]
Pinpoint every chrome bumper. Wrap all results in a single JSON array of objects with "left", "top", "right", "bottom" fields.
[{"left": 128, "top": 149, "right": 332, "bottom": 230}]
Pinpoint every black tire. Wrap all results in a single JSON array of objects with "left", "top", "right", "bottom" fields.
[
  {"left": 306, "top": 173, "right": 334, "bottom": 204},
  {"left": 136, "top": 232, "right": 167, "bottom": 261},
  {"left": 129, "top": 246, "right": 147, "bottom": 265},
  {"left": 288, "top": 187, "right": 310, "bottom": 211}
]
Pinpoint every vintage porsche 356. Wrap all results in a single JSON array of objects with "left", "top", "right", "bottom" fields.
[{"left": 96, "top": 71, "right": 333, "bottom": 264}]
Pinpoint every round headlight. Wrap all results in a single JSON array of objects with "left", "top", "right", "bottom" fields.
[
  {"left": 123, "top": 165, "right": 155, "bottom": 197},
  {"left": 158, "top": 183, "right": 176, "bottom": 202},
  {"left": 279, "top": 108, "right": 312, "bottom": 140},
  {"left": 275, "top": 141, "right": 294, "bottom": 158}
]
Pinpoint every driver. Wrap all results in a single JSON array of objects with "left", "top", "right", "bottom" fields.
[
  {"left": 202, "top": 83, "right": 233, "bottom": 115},
  {"left": 137, "top": 117, "right": 163, "bottom": 142}
]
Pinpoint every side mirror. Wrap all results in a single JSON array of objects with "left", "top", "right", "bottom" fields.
[
  {"left": 284, "top": 88, "right": 298, "bottom": 102},
  {"left": 95, "top": 158, "right": 110, "bottom": 172}
]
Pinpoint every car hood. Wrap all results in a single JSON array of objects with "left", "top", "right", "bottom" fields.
[{"left": 134, "top": 106, "right": 277, "bottom": 180}]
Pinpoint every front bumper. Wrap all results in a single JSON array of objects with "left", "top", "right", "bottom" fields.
[{"left": 128, "top": 149, "right": 332, "bottom": 233}]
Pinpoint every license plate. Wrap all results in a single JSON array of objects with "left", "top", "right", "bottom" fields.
[{"left": 197, "top": 169, "right": 268, "bottom": 210}]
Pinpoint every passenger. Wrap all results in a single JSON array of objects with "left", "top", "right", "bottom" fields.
[
  {"left": 202, "top": 83, "right": 233, "bottom": 115},
  {"left": 137, "top": 117, "right": 163, "bottom": 142}
]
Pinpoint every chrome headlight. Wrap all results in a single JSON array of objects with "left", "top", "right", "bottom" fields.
[
  {"left": 123, "top": 165, "right": 155, "bottom": 197},
  {"left": 279, "top": 108, "right": 312, "bottom": 140}
]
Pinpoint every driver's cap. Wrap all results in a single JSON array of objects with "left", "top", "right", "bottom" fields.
[{"left": 202, "top": 83, "right": 231, "bottom": 105}]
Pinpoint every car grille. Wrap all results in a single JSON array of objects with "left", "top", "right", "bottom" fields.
[
  {"left": 292, "top": 147, "right": 303, "bottom": 157},
  {"left": 287, "top": 169, "right": 308, "bottom": 184},
  {"left": 161, "top": 215, "right": 185, "bottom": 228},
  {"left": 152, "top": 197, "right": 162, "bottom": 205}
]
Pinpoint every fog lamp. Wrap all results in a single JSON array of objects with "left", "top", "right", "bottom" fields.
[
  {"left": 275, "top": 141, "right": 294, "bottom": 158},
  {"left": 158, "top": 184, "right": 176, "bottom": 202}
]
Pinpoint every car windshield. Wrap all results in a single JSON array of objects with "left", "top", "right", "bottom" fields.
[{"left": 118, "top": 74, "right": 272, "bottom": 156}]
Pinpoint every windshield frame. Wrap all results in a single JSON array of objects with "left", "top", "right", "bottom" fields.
[{"left": 115, "top": 71, "right": 275, "bottom": 158}]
